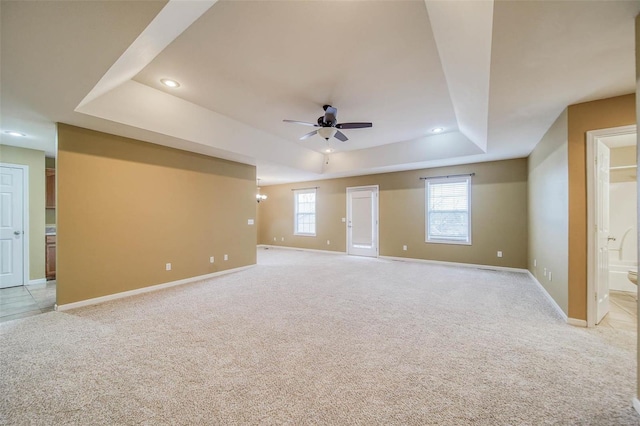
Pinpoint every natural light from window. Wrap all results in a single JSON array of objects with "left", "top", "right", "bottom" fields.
[
  {"left": 425, "top": 176, "right": 471, "bottom": 244},
  {"left": 294, "top": 188, "right": 316, "bottom": 236}
]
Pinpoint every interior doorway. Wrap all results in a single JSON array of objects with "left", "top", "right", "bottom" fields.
[
  {"left": 586, "top": 125, "right": 637, "bottom": 328},
  {"left": 346, "top": 185, "right": 379, "bottom": 257},
  {"left": 0, "top": 164, "right": 28, "bottom": 289}
]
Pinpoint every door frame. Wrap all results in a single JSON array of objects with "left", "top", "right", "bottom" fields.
[
  {"left": 586, "top": 125, "right": 636, "bottom": 327},
  {"left": 0, "top": 163, "right": 30, "bottom": 287},
  {"left": 346, "top": 185, "right": 379, "bottom": 257}
]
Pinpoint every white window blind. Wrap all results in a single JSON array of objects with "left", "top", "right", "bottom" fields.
[
  {"left": 294, "top": 188, "right": 316, "bottom": 236},
  {"left": 425, "top": 176, "right": 471, "bottom": 244}
]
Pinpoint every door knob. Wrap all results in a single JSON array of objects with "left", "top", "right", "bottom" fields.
[
  {"left": 608, "top": 236, "right": 616, "bottom": 241},
  {"left": 14, "top": 231, "right": 21, "bottom": 235}
]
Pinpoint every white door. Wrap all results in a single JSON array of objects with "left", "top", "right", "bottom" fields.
[
  {"left": 595, "top": 140, "right": 610, "bottom": 324},
  {"left": 347, "top": 186, "right": 378, "bottom": 257},
  {"left": 0, "top": 166, "right": 25, "bottom": 288}
]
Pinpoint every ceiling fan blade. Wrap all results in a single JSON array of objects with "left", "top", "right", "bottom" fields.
[
  {"left": 283, "top": 119, "right": 319, "bottom": 127},
  {"left": 334, "top": 130, "right": 348, "bottom": 142},
  {"left": 336, "top": 122, "right": 373, "bottom": 129},
  {"left": 300, "top": 130, "right": 318, "bottom": 140}
]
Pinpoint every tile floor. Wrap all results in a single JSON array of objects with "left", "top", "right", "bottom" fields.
[
  {"left": 0, "top": 281, "right": 56, "bottom": 324},
  {"left": 598, "top": 290, "right": 637, "bottom": 331}
]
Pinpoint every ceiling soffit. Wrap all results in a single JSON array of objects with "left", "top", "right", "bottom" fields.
[
  {"left": 132, "top": 1, "right": 459, "bottom": 153},
  {"left": 424, "top": 0, "right": 494, "bottom": 152},
  {"left": 8, "top": 0, "right": 630, "bottom": 184}
]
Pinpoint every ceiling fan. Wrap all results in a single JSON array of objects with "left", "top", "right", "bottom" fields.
[{"left": 283, "top": 105, "right": 372, "bottom": 142}]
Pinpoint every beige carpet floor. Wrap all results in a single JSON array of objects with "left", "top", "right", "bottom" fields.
[{"left": 1, "top": 247, "right": 638, "bottom": 425}]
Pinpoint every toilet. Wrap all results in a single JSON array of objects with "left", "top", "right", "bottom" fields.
[{"left": 628, "top": 270, "right": 638, "bottom": 285}]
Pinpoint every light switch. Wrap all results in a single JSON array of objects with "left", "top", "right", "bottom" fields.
[{"left": 248, "top": 219, "right": 254, "bottom": 225}]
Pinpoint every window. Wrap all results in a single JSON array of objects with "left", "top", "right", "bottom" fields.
[
  {"left": 294, "top": 188, "right": 316, "bottom": 236},
  {"left": 425, "top": 176, "right": 471, "bottom": 244}
]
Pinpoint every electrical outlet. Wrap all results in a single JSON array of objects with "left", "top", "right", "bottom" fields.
[
  {"left": 281, "top": 237, "right": 284, "bottom": 241},
  {"left": 402, "top": 245, "right": 407, "bottom": 251},
  {"left": 543, "top": 268, "right": 547, "bottom": 277},
  {"left": 327, "top": 240, "right": 330, "bottom": 245},
  {"left": 165, "top": 263, "right": 171, "bottom": 271},
  {"left": 209, "top": 256, "right": 214, "bottom": 264},
  {"left": 534, "top": 259, "right": 537, "bottom": 267},
  {"left": 497, "top": 251, "right": 503, "bottom": 258},
  {"left": 273, "top": 237, "right": 276, "bottom": 241},
  {"left": 342, "top": 218, "right": 346, "bottom": 223},
  {"left": 224, "top": 254, "right": 228, "bottom": 261},
  {"left": 548, "top": 272, "right": 552, "bottom": 281}
]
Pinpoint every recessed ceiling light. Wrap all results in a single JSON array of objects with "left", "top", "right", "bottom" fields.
[
  {"left": 160, "top": 78, "right": 180, "bottom": 88},
  {"left": 325, "top": 148, "right": 334, "bottom": 153},
  {"left": 432, "top": 127, "right": 444, "bottom": 133},
  {"left": 3, "top": 130, "right": 26, "bottom": 137}
]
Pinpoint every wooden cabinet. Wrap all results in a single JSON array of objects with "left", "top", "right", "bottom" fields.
[
  {"left": 46, "top": 235, "right": 56, "bottom": 280},
  {"left": 46, "top": 168, "right": 55, "bottom": 208}
]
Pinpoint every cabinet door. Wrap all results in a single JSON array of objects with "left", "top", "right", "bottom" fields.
[
  {"left": 46, "top": 168, "right": 55, "bottom": 208},
  {"left": 46, "top": 236, "right": 56, "bottom": 280}
]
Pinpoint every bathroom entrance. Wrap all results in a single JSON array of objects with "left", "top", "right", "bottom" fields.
[{"left": 586, "top": 125, "right": 637, "bottom": 328}]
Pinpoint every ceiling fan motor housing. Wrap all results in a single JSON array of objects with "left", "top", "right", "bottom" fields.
[
  {"left": 283, "top": 105, "right": 372, "bottom": 142},
  {"left": 318, "top": 116, "right": 337, "bottom": 127}
]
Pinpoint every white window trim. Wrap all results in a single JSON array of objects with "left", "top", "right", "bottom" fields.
[
  {"left": 425, "top": 176, "right": 472, "bottom": 245},
  {"left": 294, "top": 188, "right": 316, "bottom": 237}
]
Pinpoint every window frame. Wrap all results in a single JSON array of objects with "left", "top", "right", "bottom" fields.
[
  {"left": 293, "top": 188, "right": 317, "bottom": 237},
  {"left": 425, "top": 176, "right": 472, "bottom": 245}
]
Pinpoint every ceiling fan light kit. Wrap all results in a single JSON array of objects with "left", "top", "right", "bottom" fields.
[
  {"left": 283, "top": 105, "right": 372, "bottom": 143},
  {"left": 318, "top": 127, "right": 337, "bottom": 140}
]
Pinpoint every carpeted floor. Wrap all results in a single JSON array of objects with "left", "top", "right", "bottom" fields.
[{"left": 1, "top": 248, "right": 638, "bottom": 425}]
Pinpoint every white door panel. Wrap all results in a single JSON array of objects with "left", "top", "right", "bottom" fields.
[
  {"left": 347, "top": 186, "right": 378, "bottom": 257},
  {"left": 595, "top": 141, "right": 610, "bottom": 324},
  {"left": 0, "top": 166, "right": 24, "bottom": 288}
]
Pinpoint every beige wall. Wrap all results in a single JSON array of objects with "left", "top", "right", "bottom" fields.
[
  {"left": 259, "top": 158, "right": 528, "bottom": 269},
  {"left": 610, "top": 146, "right": 636, "bottom": 184},
  {"left": 528, "top": 109, "right": 569, "bottom": 314},
  {"left": 0, "top": 145, "right": 46, "bottom": 281},
  {"left": 611, "top": 146, "right": 636, "bottom": 168},
  {"left": 567, "top": 93, "right": 636, "bottom": 320},
  {"left": 57, "top": 124, "right": 256, "bottom": 305}
]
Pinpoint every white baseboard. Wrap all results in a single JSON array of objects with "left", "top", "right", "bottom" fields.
[
  {"left": 260, "top": 246, "right": 530, "bottom": 272},
  {"left": 567, "top": 318, "right": 588, "bottom": 327},
  {"left": 526, "top": 270, "right": 570, "bottom": 323},
  {"left": 380, "top": 255, "right": 529, "bottom": 273},
  {"left": 27, "top": 278, "right": 47, "bottom": 286},
  {"left": 633, "top": 398, "right": 640, "bottom": 416},
  {"left": 55, "top": 265, "right": 255, "bottom": 312},
  {"left": 258, "top": 244, "right": 346, "bottom": 255}
]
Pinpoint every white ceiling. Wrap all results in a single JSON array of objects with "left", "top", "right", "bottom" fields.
[{"left": 1, "top": 0, "right": 639, "bottom": 185}]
